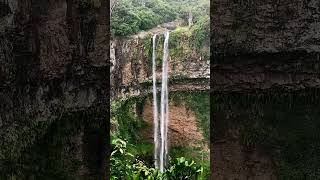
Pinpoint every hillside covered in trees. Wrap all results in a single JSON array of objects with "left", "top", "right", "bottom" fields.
[
  {"left": 110, "top": 0, "right": 210, "bottom": 179},
  {"left": 111, "top": 0, "right": 209, "bottom": 37}
]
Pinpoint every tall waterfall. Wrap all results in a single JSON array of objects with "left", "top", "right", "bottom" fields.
[
  {"left": 160, "top": 31, "right": 170, "bottom": 172},
  {"left": 152, "top": 34, "right": 160, "bottom": 169},
  {"left": 152, "top": 31, "right": 170, "bottom": 172}
]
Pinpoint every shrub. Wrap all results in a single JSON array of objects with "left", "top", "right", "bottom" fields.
[
  {"left": 110, "top": 138, "right": 208, "bottom": 179},
  {"left": 191, "top": 15, "right": 209, "bottom": 51},
  {"left": 165, "top": 157, "right": 207, "bottom": 179},
  {"left": 111, "top": 0, "right": 178, "bottom": 37}
]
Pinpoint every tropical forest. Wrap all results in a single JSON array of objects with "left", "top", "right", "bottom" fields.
[{"left": 110, "top": 0, "right": 210, "bottom": 179}]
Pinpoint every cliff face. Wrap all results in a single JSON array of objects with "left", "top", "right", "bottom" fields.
[
  {"left": 0, "top": 0, "right": 108, "bottom": 179},
  {"left": 110, "top": 23, "right": 210, "bottom": 175},
  {"left": 111, "top": 24, "right": 209, "bottom": 99},
  {"left": 212, "top": 0, "right": 320, "bottom": 179},
  {"left": 141, "top": 98, "right": 208, "bottom": 150}
]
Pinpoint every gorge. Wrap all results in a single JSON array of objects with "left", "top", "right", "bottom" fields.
[
  {"left": 110, "top": 0, "right": 210, "bottom": 179},
  {"left": 110, "top": 0, "right": 210, "bottom": 177},
  {"left": 110, "top": 19, "right": 210, "bottom": 177}
]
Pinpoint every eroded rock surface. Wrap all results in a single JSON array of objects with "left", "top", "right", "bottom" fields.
[
  {"left": 111, "top": 24, "right": 209, "bottom": 99},
  {"left": 142, "top": 99, "right": 207, "bottom": 149}
]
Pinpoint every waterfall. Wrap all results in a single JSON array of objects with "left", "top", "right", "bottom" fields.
[
  {"left": 152, "top": 31, "right": 170, "bottom": 172},
  {"left": 152, "top": 34, "right": 160, "bottom": 169},
  {"left": 160, "top": 31, "right": 170, "bottom": 172}
]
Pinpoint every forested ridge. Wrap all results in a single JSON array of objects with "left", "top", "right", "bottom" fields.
[{"left": 111, "top": 0, "right": 209, "bottom": 37}]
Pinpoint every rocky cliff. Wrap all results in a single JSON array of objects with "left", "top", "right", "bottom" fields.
[
  {"left": 0, "top": 0, "right": 108, "bottom": 179},
  {"left": 111, "top": 24, "right": 209, "bottom": 99},
  {"left": 110, "top": 21, "right": 210, "bottom": 176}
]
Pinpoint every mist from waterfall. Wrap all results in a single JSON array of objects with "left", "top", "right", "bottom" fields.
[{"left": 152, "top": 31, "right": 170, "bottom": 173}]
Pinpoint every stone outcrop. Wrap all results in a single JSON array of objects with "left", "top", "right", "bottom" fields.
[
  {"left": 0, "top": 0, "right": 108, "bottom": 179},
  {"left": 111, "top": 24, "right": 209, "bottom": 99},
  {"left": 141, "top": 99, "right": 208, "bottom": 149}
]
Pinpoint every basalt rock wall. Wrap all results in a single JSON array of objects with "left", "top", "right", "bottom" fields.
[{"left": 111, "top": 25, "right": 210, "bottom": 99}]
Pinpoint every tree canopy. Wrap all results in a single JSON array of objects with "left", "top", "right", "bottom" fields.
[{"left": 111, "top": 0, "right": 209, "bottom": 37}]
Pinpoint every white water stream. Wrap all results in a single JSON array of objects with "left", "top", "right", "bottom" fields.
[
  {"left": 152, "top": 34, "right": 160, "bottom": 169},
  {"left": 152, "top": 31, "right": 170, "bottom": 172}
]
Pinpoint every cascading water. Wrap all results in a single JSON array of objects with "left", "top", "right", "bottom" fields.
[
  {"left": 160, "top": 31, "right": 170, "bottom": 172},
  {"left": 152, "top": 31, "right": 170, "bottom": 173},
  {"left": 152, "top": 34, "right": 160, "bottom": 169}
]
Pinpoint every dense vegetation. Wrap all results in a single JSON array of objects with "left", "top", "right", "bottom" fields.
[
  {"left": 111, "top": 1, "right": 209, "bottom": 178},
  {"left": 111, "top": 138, "right": 207, "bottom": 179},
  {"left": 170, "top": 91, "right": 210, "bottom": 141},
  {"left": 111, "top": 0, "right": 176, "bottom": 36},
  {"left": 111, "top": 93, "right": 209, "bottom": 179},
  {"left": 111, "top": 0, "right": 209, "bottom": 37}
]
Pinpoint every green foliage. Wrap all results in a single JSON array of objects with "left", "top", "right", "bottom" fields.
[
  {"left": 168, "top": 23, "right": 209, "bottom": 60},
  {"left": 111, "top": 97, "right": 146, "bottom": 143},
  {"left": 111, "top": 3, "right": 140, "bottom": 36},
  {"left": 166, "top": 157, "right": 207, "bottom": 180},
  {"left": 170, "top": 146, "right": 209, "bottom": 179},
  {"left": 171, "top": 91, "right": 210, "bottom": 141},
  {"left": 112, "top": 0, "right": 209, "bottom": 37},
  {"left": 135, "top": 8, "right": 161, "bottom": 30},
  {"left": 191, "top": 15, "right": 209, "bottom": 51},
  {"left": 167, "top": 0, "right": 209, "bottom": 24},
  {"left": 187, "top": 92, "right": 210, "bottom": 141},
  {"left": 111, "top": 0, "right": 177, "bottom": 36},
  {"left": 170, "top": 26, "right": 191, "bottom": 49},
  {"left": 111, "top": 91, "right": 210, "bottom": 179},
  {"left": 142, "top": 34, "right": 165, "bottom": 70},
  {"left": 111, "top": 138, "right": 207, "bottom": 179},
  {"left": 111, "top": 138, "right": 150, "bottom": 179},
  {"left": 170, "top": 146, "right": 208, "bottom": 164},
  {"left": 129, "top": 142, "right": 154, "bottom": 167}
]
